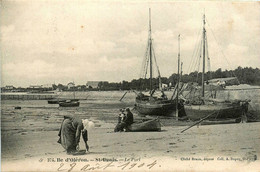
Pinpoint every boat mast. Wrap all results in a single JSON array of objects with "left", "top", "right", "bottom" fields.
[
  {"left": 180, "top": 62, "right": 183, "bottom": 81},
  {"left": 149, "top": 8, "right": 153, "bottom": 93},
  {"left": 176, "top": 34, "right": 180, "bottom": 120},
  {"left": 73, "top": 81, "right": 75, "bottom": 99},
  {"left": 202, "top": 13, "right": 206, "bottom": 98}
]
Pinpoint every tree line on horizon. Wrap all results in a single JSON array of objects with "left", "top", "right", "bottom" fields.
[
  {"left": 93, "top": 66, "right": 260, "bottom": 91},
  {"left": 3, "top": 66, "right": 259, "bottom": 92}
]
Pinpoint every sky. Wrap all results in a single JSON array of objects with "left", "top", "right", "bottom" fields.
[{"left": 1, "top": 1, "right": 260, "bottom": 87}]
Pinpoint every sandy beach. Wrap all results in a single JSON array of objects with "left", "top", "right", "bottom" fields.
[
  {"left": 2, "top": 122, "right": 260, "bottom": 171},
  {"left": 1, "top": 90, "right": 260, "bottom": 171}
]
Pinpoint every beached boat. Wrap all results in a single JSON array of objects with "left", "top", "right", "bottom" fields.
[
  {"left": 127, "top": 118, "right": 161, "bottom": 132},
  {"left": 59, "top": 100, "right": 80, "bottom": 107},
  {"left": 48, "top": 98, "right": 78, "bottom": 104},
  {"left": 183, "top": 14, "right": 249, "bottom": 120},
  {"left": 184, "top": 100, "right": 246, "bottom": 120},
  {"left": 58, "top": 82, "right": 80, "bottom": 107},
  {"left": 135, "top": 98, "right": 177, "bottom": 116},
  {"left": 48, "top": 98, "right": 65, "bottom": 104},
  {"left": 134, "top": 9, "right": 178, "bottom": 116}
]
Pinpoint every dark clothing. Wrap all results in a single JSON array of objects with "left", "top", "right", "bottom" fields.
[
  {"left": 58, "top": 116, "right": 88, "bottom": 153},
  {"left": 114, "top": 110, "right": 134, "bottom": 132},
  {"left": 114, "top": 113, "right": 126, "bottom": 132},
  {"left": 114, "top": 123, "right": 125, "bottom": 132},
  {"left": 124, "top": 111, "right": 134, "bottom": 126}
]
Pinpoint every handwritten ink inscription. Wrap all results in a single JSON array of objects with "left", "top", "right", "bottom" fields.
[{"left": 57, "top": 160, "right": 158, "bottom": 171}]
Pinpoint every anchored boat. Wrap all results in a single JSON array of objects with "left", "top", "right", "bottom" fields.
[
  {"left": 58, "top": 82, "right": 80, "bottom": 107},
  {"left": 59, "top": 100, "right": 80, "bottom": 107}
]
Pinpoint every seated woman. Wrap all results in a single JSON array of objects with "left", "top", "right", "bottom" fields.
[
  {"left": 114, "top": 109, "right": 126, "bottom": 132},
  {"left": 58, "top": 115, "right": 94, "bottom": 154}
]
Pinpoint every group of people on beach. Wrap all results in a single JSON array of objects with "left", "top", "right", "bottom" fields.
[
  {"left": 57, "top": 108, "right": 134, "bottom": 155},
  {"left": 114, "top": 107, "right": 134, "bottom": 132}
]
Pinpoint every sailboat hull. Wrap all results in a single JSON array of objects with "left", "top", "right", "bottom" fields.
[
  {"left": 184, "top": 103, "right": 243, "bottom": 120},
  {"left": 135, "top": 99, "right": 177, "bottom": 116},
  {"left": 59, "top": 101, "right": 80, "bottom": 107},
  {"left": 48, "top": 99, "right": 66, "bottom": 104},
  {"left": 48, "top": 99, "right": 79, "bottom": 104}
]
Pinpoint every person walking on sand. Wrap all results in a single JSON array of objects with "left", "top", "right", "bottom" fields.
[{"left": 58, "top": 115, "right": 94, "bottom": 154}]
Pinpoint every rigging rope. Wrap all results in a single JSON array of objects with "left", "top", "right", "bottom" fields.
[
  {"left": 190, "top": 31, "right": 203, "bottom": 76},
  {"left": 139, "top": 35, "right": 150, "bottom": 90},
  {"left": 196, "top": 38, "right": 203, "bottom": 83},
  {"left": 144, "top": 42, "right": 150, "bottom": 79},
  {"left": 151, "top": 41, "right": 162, "bottom": 90},
  {"left": 187, "top": 23, "right": 203, "bottom": 74},
  {"left": 205, "top": 34, "right": 212, "bottom": 79},
  {"left": 151, "top": 41, "right": 161, "bottom": 78},
  {"left": 205, "top": 17, "right": 240, "bottom": 84}
]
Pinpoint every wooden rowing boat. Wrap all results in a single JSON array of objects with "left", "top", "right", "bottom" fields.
[
  {"left": 127, "top": 118, "right": 161, "bottom": 132},
  {"left": 59, "top": 100, "right": 80, "bottom": 107}
]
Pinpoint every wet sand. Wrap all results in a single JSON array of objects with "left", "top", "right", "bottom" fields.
[
  {"left": 2, "top": 122, "right": 260, "bottom": 171},
  {"left": 1, "top": 90, "right": 260, "bottom": 171}
]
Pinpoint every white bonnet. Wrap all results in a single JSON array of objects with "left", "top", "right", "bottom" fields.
[{"left": 82, "top": 119, "right": 95, "bottom": 130}]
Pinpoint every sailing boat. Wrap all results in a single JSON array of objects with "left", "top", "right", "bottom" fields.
[
  {"left": 59, "top": 82, "right": 80, "bottom": 107},
  {"left": 134, "top": 9, "right": 179, "bottom": 116},
  {"left": 183, "top": 14, "right": 249, "bottom": 120}
]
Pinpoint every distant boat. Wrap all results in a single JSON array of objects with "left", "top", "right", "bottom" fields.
[
  {"left": 48, "top": 98, "right": 65, "bottom": 104},
  {"left": 134, "top": 9, "right": 178, "bottom": 116},
  {"left": 48, "top": 98, "right": 78, "bottom": 104},
  {"left": 58, "top": 82, "right": 80, "bottom": 107},
  {"left": 183, "top": 14, "right": 249, "bottom": 121},
  {"left": 59, "top": 100, "right": 80, "bottom": 107},
  {"left": 127, "top": 118, "right": 161, "bottom": 132}
]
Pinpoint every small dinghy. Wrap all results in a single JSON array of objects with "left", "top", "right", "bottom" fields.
[
  {"left": 59, "top": 100, "right": 80, "bottom": 107},
  {"left": 48, "top": 98, "right": 79, "bottom": 104},
  {"left": 127, "top": 118, "right": 161, "bottom": 132},
  {"left": 48, "top": 99, "right": 66, "bottom": 104}
]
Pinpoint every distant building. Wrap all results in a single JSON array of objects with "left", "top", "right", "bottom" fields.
[
  {"left": 2, "top": 85, "right": 15, "bottom": 92},
  {"left": 41, "top": 84, "right": 53, "bottom": 89},
  {"left": 86, "top": 81, "right": 101, "bottom": 89},
  {"left": 206, "top": 77, "right": 239, "bottom": 87},
  {"left": 28, "top": 85, "right": 43, "bottom": 89},
  {"left": 67, "top": 82, "right": 75, "bottom": 90},
  {"left": 5, "top": 85, "right": 15, "bottom": 90},
  {"left": 77, "top": 85, "right": 86, "bottom": 91}
]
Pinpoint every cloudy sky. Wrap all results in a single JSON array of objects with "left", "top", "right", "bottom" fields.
[{"left": 1, "top": 1, "right": 260, "bottom": 87}]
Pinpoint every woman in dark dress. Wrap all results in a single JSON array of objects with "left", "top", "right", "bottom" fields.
[{"left": 58, "top": 116, "right": 94, "bottom": 154}]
